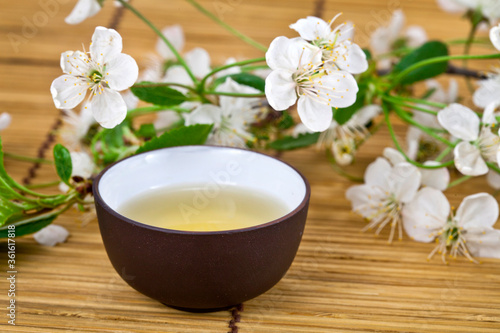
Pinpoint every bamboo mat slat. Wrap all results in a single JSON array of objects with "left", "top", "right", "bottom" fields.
[{"left": 0, "top": 0, "right": 499, "bottom": 332}]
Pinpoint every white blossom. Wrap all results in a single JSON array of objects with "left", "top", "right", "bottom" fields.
[
  {"left": 0, "top": 113, "right": 11, "bottom": 131},
  {"left": 491, "top": 24, "right": 500, "bottom": 50},
  {"left": 289, "top": 14, "right": 368, "bottom": 74},
  {"left": 61, "top": 105, "right": 96, "bottom": 149},
  {"left": 403, "top": 188, "right": 500, "bottom": 263},
  {"left": 437, "top": 0, "right": 500, "bottom": 23},
  {"left": 473, "top": 69, "right": 500, "bottom": 108},
  {"left": 437, "top": 103, "right": 500, "bottom": 176},
  {"left": 346, "top": 157, "right": 421, "bottom": 242},
  {"left": 370, "top": 10, "right": 428, "bottom": 69},
  {"left": 317, "top": 105, "right": 380, "bottom": 165},
  {"left": 33, "top": 225, "right": 69, "bottom": 246},
  {"left": 184, "top": 78, "right": 263, "bottom": 148},
  {"left": 51, "top": 27, "right": 139, "bottom": 129},
  {"left": 383, "top": 147, "right": 450, "bottom": 191},
  {"left": 65, "top": 0, "right": 101, "bottom": 25},
  {"left": 265, "top": 36, "right": 358, "bottom": 132}
]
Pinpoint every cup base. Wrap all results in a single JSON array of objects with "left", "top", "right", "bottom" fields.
[{"left": 165, "top": 303, "right": 237, "bottom": 313}]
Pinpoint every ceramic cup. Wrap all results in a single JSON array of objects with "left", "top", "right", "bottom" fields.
[{"left": 93, "top": 145, "right": 310, "bottom": 311}]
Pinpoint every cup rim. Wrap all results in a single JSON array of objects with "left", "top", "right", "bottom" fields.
[{"left": 93, "top": 145, "right": 311, "bottom": 235}]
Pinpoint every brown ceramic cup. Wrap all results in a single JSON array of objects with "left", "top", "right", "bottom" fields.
[{"left": 93, "top": 146, "right": 310, "bottom": 311}]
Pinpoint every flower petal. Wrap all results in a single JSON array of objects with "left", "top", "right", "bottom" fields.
[
  {"left": 456, "top": 192, "right": 499, "bottom": 229},
  {"left": 383, "top": 147, "right": 406, "bottom": 166},
  {"left": 184, "top": 104, "right": 222, "bottom": 128},
  {"left": 405, "top": 25, "right": 427, "bottom": 48},
  {"left": 90, "top": 88, "right": 127, "bottom": 128},
  {"left": 437, "top": 103, "right": 480, "bottom": 141},
  {"left": 90, "top": 27, "right": 123, "bottom": 65},
  {"left": 50, "top": 75, "right": 87, "bottom": 109},
  {"left": 421, "top": 161, "right": 450, "bottom": 191},
  {"left": 297, "top": 96, "right": 333, "bottom": 132},
  {"left": 490, "top": 24, "right": 500, "bottom": 51},
  {"left": 289, "top": 16, "right": 331, "bottom": 41},
  {"left": 389, "top": 162, "right": 421, "bottom": 203},
  {"left": 454, "top": 141, "right": 488, "bottom": 176},
  {"left": 333, "top": 42, "right": 368, "bottom": 74},
  {"left": 70, "top": 152, "right": 95, "bottom": 178},
  {"left": 405, "top": 126, "right": 421, "bottom": 160},
  {"left": 154, "top": 110, "right": 181, "bottom": 130},
  {"left": 464, "top": 228, "right": 500, "bottom": 259},
  {"left": 185, "top": 47, "right": 211, "bottom": 78},
  {"left": 364, "top": 157, "right": 391, "bottom": 189},
  {"left": 487, "top": 170, "right": 500, "bottom": 190},
  {"left": 402, "top": 187, "right": 449, "bottom": 242},
  {"left": 482, "top": 101, "right": 500, "bottom": 125},
  {"left": 345, "top": 184, "right": 386, "bottom": 218},
  {"left": 265, "top": 69, "right": 297, "bottom": 111},
  {"left": 348, "top": 104, "right": 381, "bottom": 127},
  {"left": 0, "top": 113, "right": 12, "bottom": 131},
  {"left": 65, "top": 0, "right": 101, "bottom": 25},
  {"left": 436, "top": 0, "right": 466, "bottom": 13},
  {"left": 266, "top": 36, "right": 321, "bottom": 71},
  {"left": 317, "top": 70, "right": 359, "bottom": 108},
  {"left": 156, "top": 25, "right": 185, "bottom": 59},
  {"left": 33, "top": 225, "right": 69, "bottom": 246},
  {"left": 105, "top": 53, "right": 139, "bottom": 91},
  {"left": 473, "top": 78, "right": 500, "bottom": 108}
]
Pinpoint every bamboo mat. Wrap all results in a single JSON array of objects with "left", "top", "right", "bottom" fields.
[{"left": 0, "top": 0, "right": 499, "bottom": 332}]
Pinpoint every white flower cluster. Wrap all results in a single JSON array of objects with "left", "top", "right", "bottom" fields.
[
  {"left": 265, "top": 15, "right": 368, "bottom": 132},
  {"left": 346, "top": 148, "right": 500, "bottom": 262}
]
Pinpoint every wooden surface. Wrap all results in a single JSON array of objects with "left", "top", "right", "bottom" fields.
[{"left": 1, "top": 0, "right": 499, "bottom": 332}]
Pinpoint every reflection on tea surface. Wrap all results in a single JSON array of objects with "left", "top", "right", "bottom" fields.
[{"left": 118, "top": 184, "right": 289, "bottom": 231}]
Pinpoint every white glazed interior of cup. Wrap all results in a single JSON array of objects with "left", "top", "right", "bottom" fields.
[{"left": 98, "top": 146, "right": 307, "bottom": 220}]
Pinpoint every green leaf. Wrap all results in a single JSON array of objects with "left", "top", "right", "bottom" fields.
[
  {"left": 362, "top": 48, "right": 372, "bottom": 61},
  {"left": 393, "top": 41, "right": 449, "bottom": 85},
  {"left": 0, "top": 198, "right": 23, "bottom": 228},
  {"left": 278, "top": 111, "right": 295, "bottom": 130},
  {"left": 53, "top": 144, "right": 72, "bottom": 185},
  {"left": 135, "top": 124, "right": 213, "bottom": 154},
  {"left": 213, "top": 73, "right": 265, "bottom": 92},
  {"left": 267, "top": 132, "right": 320, "bottom": 151},
  {"left": 135, "top": 124, "right": 157, "bottom": 139},
  {"left": 131, "top": 81, "right": 187, "bottom": 106},
  {"left": 333, "top": 84, "right": 367, "bottom": 125},
  {"left": 0, "top": 214, "right": 57, "bottom": 238}
]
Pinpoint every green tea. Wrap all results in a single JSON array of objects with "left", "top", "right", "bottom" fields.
[{"left": 118, "top": 184, "right": 289, "bottom": 232}]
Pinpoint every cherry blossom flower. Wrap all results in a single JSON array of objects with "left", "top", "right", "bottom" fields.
[
  {"left": 0, "top": 113, "right": 11, "bottom": 131},
  {"left": 473, "top": 68, "right": 500, "bottom": 108},
  {"left": 491, "top": 24, "right": 500, "bottom": 50},
  {"left": 318, "top": 105, "right": 381, "bottom": 165},
  {"left": 437, "top": 103, "right": 500, "bottom": 176},
  {"left": 61, "top": 105, "right": 96, "bottom": 150},
  {"left": 403, "top": 188, "right": 500, "bottom": 263},
  {"left": 370, "top": 10, "right": 428, "bottom": 69},
  {"left": 346, "top": 157, "right": 421, "bottom": 242},
  {"left": 265, "top": 36, "right": 358, "bottom": 132},
  {"left": 436, "top": 0, "right": 500, "bottom": 23},
  {"left": 383, "top": 147, "right": 450, "bottom": 191},
  {"left": 289, "top": 14, "right": 368, "bottom": 74},
  {"left": 33, "top": 225, "right": 70, "bottom": 246},
  {"left": 184, "top": 78, "right": 264, "bottom": 148},
  {"left": 65, "top": 0, "right": 101, "bottom": 25},
  {"left": 51, "top": 27, "right": 139, "bottom": 129}
]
